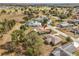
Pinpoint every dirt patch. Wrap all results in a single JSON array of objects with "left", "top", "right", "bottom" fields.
[{"left": 40, "top": 44, "right": 53, "bottom": 56}]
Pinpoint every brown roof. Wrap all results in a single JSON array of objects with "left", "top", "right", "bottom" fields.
[{"left": 45, "top": 34, "right": 62, "bottom": 45}]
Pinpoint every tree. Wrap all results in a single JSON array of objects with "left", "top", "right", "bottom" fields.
[
  {"left": 23, "top": 17, "right": 29, "bottom": 21},
  {"left": 8, "top": 20, "right": 15, "bottom": 29},
  {"left": 66, "top": 37, "right": 72, "bottom": 42},
  {"left": 0, "top": 19, "right": 15, "bottom": 34},
  {"left": 1, "top": 10, "right": 6, "bottom": 14},
  {"left": 58, "top": 13, "right": 68, "bottom": 19},
  {"left": 15, "top": 9, "right": 18, "bottom": 12},
  {"left": 3, "top": 19, "right": 15, "bottom": 32},
  {"left": 21, "top": 8, "right": 23, "bottom": 11},
  {"left": 20, "top": 25, "right": 26, "bottom": 31},
  {"left": 23, "top": 11, "right": 27, "bottom": 15},
  {"left": 42, "top": 18, "right": 48, "bottom": 26},
  {"left": 11, "top": 30, "right": 24, "bottom": 43},
  {"left": 24, "top": 31, "right": 43, "bottom": 56},
  {"left": 0, "top": 23, "right": 4, "bottom": 34}
]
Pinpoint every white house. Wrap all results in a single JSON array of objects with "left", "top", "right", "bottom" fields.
[
  {"left": 58, "top": 22, "right": 73, "bottom": 28},
  {"left": 26, "top": 20, "right": 41, "bottom": 27}
]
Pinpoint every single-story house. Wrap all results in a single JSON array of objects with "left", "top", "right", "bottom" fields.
[
  {"left": 50, "top": 47, "right": 72, "bottom": 56},
  {"left": 44, "top": 34, "right": 62, "bottom": 45},
  {"left": 25, "top": 15, "right": 50, "bottom": 27},
  {"left": 68, "top": 19, "right": 79, "bottom": 25},
  {"left": 70, "top": 28, "right": 79, "bottom": 34},
  {"left": 57, "top": 22, "right": 73, "bottom": 28},
  {"left": 51, "top": 40, "right": 79, "bottom": 56},
  {"left": 25, "top": 20, "right": 42, "bottom": 27},
  {"left": 34, "top": 27, "right": 51, "bottom": 34}
]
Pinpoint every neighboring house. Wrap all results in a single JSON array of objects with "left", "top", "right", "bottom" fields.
[
  {"left": 44, "top": 34, "right": 62, "bottom": 45},
  {"left": 51, "top": 40, "right": 79, "bottom": 56},
  {"left": 57, "top": 22, "right": 73, "bottom": 28},
  {"left": 25, "top": 15, "right": 50, "bottom": 27},
  {"left": 68, "top": 19, "right": 79, "bottom": 25},
  {"left": 34, "top": 27, "right": 51, "bottom": 34},
  {"left": 51, "top": 47, "right": 72, "bottom": 56},
  {"left": 70, "top": 28, "right": 79, "bottom": 34},
  {"left": 26, "top": 20, "right": 41, "bottom": 27}
]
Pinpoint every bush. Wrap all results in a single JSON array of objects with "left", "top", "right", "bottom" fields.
[
  {"left": 23, "top": 17, "right": 29, "bottom": 21},
  {"left": 66, "top": 37, "right": 72, "bottom": 42},
  {"left": 1, "top": 10, "right": 6, "bottom": 14}
]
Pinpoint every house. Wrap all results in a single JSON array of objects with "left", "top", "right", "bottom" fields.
[
  {"left": 51, "top": 40, "right": 79, "bottom": 56},
  {"left": 25, "top": 15, "right": 50, "bottom": 27},
  {"left": 34, "top": 26, "right": 51, "bottom": 34},
  {"left": 70, "top": 28, "right": 79, "bottom": 34},
  {"left": 57, "top": 22, "right": 73, "bottom": 28},
  {"left": 76, "top": 12, "right": 79, "bottom": 19},
  {"left": 74, "top": 20, "right": 79, "bottom": 24},
  {"left": 25, "top": 20, "right": 41, "bottom": 27},
  {"left": 44, "top": 34, "right": 62, "bottom": 45},
  {"left": 51, "top": 47, "right": 72, "bottom": 56},
  {"left": 68, "top": 19, "right": 79, "bottom": 25},
  {"left": 33, "top": 15, "right": 49, "bottom": 24}
]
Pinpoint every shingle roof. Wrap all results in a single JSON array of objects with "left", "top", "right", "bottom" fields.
[
  {"left": 52, "top": 41, "right": 79, "bottom": 56},
  {"left": 45, "top": 34, "right": 62, "bottom": 45},
  {"left": 60, "top": 42, "right": 78, "bottom": 53},
  {"left": 52, "top": 48, "right": 71, "bottom": 56}
]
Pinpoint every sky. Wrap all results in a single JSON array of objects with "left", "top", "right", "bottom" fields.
[{"left": 0, "top": 0, "right": 79, "bottom": 3}]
